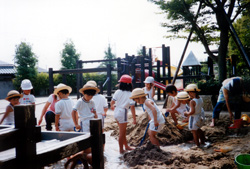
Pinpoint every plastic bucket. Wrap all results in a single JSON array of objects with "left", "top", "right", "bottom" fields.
[{"left": 235, "top": 154, "right": 250, "bottom": 169}]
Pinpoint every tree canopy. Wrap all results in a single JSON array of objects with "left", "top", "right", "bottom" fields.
[
  {"left": 151, "top": 0, "right": 250, "bottom": 82},
  {"left": 99, "top": 44, "right": 117, "bottom": 68},
  {"left": 14, "top": 42, "right": 38, "bottom": 84}
]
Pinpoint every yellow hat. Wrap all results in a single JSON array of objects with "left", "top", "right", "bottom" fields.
[
  {"left": 5, "top": 90, "right": 23, "bottom": 100},
  {"left": 130, "top": 88, "right": 148, "bottom": 99},
  {"left": 79, "top": 81, "right": 100, "bottom": 94},
  {"left": 184, "top": 84, "right": 201, "bottom": 92},
  {"left": 176, "top": 91, "right": 190, "bottom": 100},
  {"left": 53, "top": 83, "right": 72, "bottom": 95}
]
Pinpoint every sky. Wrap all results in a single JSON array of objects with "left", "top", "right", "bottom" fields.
[{"left": 0, "top": 0, "right": 212, "bottom": 70}]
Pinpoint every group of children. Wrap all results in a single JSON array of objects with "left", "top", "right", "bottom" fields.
[{"left": 1, "top": 75, "right": 206, "bottom": 157}]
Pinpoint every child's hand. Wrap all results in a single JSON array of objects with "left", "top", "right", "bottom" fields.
[
  {"left": 103, "top": 113, "right": 107, "bottom": 118},
  {"left": 75, "top": 124, "right": 81, "bottom": 130},
  {"left": 133, "top": 119, "right": 136, "bottom": 124},
  {"left": 111, "top": 104, "right": 115, "bottom": 111},
  {"left": 38, "top": 118, "right": 42, "bottom": 126},
  {"left": 55, "top": 126, "right": 60, "bottom": 131},
  {"left": 154, "top": 120, "right": 159, "bottom": 127},
  {"left": 166, "top": 108, "right": 171, "bottom": 112},
  {"left": 184, "top": 111, "right": 189, "bottom": 117}
]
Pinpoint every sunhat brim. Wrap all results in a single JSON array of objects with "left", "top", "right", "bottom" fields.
[
  {"left": 176, "top": 96, "right": 190, "bottom": 100},
  {"left": 54, "top": 86, "right": 72, "bottom": 95},
  {"left": 5, "top": 94, "right": 23, "bottom": 101},
  {"left": 79, "top": 87, "right": 100, "bottom": 94},
  {"left": 184, "top": 88, "right": 201, "bottom": 92},
  {"left": 130, "top": 93, "right": 148, "bottom": 99},
  {"left": 22, "top": 86, "right": 33, "bottom": 90}
]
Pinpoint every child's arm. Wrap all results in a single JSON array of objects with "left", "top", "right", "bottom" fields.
[
  {"left": 0, "top": 106, "right": 12, "bottom": 124},
  {"left": 38, "top": 102, "right": 50, "bottom": 125},
  {"left": 145, "top": 100, "right": 159, "bottom": 127},
  {"left": 110, "top": 100, "right": 115, "bottom": 111},
  {"left": 103, "top": 107, "right": 108, "bottom": 117},
  {"left": 166, "top": 100, "right": 181, "bottom": 113},
  {"left": 72, "top": 110, "right": 81, "bottom": 130},
  {"left": 130, "top": 105, "right": 136, "bottom": 124},
  {"left": 93, "top": 110, "right": 98, "bottom": 118},
  {"left": 55, "top": 114, "right": 60, "bottom": 131},
  {"left": 151, "top": 84, "right": 155, "bottom": 98},
  {"left": 184, "top": 100, "right": 196, "bottom": 116}
]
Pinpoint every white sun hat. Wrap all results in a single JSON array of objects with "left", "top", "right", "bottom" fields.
[
  {"left": 144, "top": 76, "right": 154, "bottom": 84},
  {"left": 176, "top": 91, "right": 190, "bottom": 100},
  {"left": 184, "top": 84, "right": 201, "bottom": 92},
  {"left": 79, "top": 81, "right": 100, "bottom": 94},
  {"left": 21, "top": 79, "right": 33, "bottom": 90}
]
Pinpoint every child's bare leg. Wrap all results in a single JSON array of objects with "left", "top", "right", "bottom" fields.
[
  {"left": 191, "top": 130, "right": 200, "bottom": 147},
  {"left": 170, "top": 111, "right": 178, "bottom": 125},
  {"left": 210, "top": 118, "right": 215, "bottom": 127},
  {"left": 148, "top": 130, "right": 160, "bottom": 146},
  {"left": 118, "top": 123, "right": 128, "bottom": 153},
  {"left": 197, "top": 129, "right": 205, "bottom": 144}
]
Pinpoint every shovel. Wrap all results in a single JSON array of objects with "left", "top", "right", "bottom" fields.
[{"left": 176, "top": 123, "right": 188, "bottom": 130}]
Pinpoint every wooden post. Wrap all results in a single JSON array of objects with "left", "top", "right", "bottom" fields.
[
  {"left": 141, "top": 46, "right": 146, "bottom": 87},
  {"left": 76, "top": 60, "right": 80, "bottom": 99},
  {"left": 90, "top": 119, "right": 104, "bottom": 169},
  {"left": 117, "top": 57, "right": 121, "bottom": 81},
  {"left": 157, "top": 60, "right": 161, "bottom": 100},
  {"left": 49, "top": 68, "right": 54, "bottom": 94},
  {"left": 14, "top": 105, "right": 41, "bottom": 169},
  {"left": 131, "top": 58, "right": 136, "bottom": 88},
  {"left": 232, "top": 55, "right": 237, "bottom": 76},
  {"left": 62, "top": 74, "right": 67, "bottom": 84},
  {"left": 149, "top": 48, "right": 153, "bottom": 76},
  {"left": 107, "top": 64, "right": 112, "bottom": 102}
]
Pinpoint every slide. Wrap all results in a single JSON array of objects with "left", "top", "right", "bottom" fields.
[{"left": 154, "top": 81, "right": 166, "bottom": 91}]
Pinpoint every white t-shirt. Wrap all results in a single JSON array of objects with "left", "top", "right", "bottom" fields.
[
  {"left": 92, "top": 94, "right": 108, "bottom": 115},
  {"left": 19, "top": 94, "right": 35, "bottom": 105},
  {"left": 73, "top": 98, "right": 96, "bottom": 122},
  {"left": 3, "top": 104, "right": 14, "bottom": 125},
  {"left": 55, "top": 98, "right": 74, "bottom": 119},
  {"left": 143, "top": 87, "right": 154, "bottom": 100},
  {"left": 112, "top": 90, "right": 135, "bottom": 109}
]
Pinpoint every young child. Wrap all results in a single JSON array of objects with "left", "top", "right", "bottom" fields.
[
  {"left": 88, "top": 80, "right": 108, "bottom": 130},
  {"left": 110, "top": 74, "right": 136, "bottom": 154},
  {"left": 166, "top": 84, "right": 189, "bottom": 125},
  {"left": 72, "top": 81, "right": 98, "bottom": 133},
  {"left": 143, "top": 76, "right": 155, "bottom": 100},
  {"left": 130, "top": 88, "right": 165, "bottom": 146},
  {"left": 19, "top": 79, "right": 35, "bottom": 105},
  {"left": 54, "top": 83, "right": 75, "bottom": 131},
  {"left": 38, "top": 86, "right": 60, "bottom": 131},
  {"left": 184, "top": 84, "right": 205, "bottom": 147},
  {"left": 0, "top": 90, "right": 23, "bottom": 125}
]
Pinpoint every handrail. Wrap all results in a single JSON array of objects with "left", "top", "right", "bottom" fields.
[{"left": 102, "top": 77, "right": 110, "bottom": 88}]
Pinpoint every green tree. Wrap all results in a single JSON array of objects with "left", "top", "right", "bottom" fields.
[
  {"left": 228, "top": 14, "right": 250, "bottom": 76},
  {"left": 150, "top": 0, "right": 250, "bottom": 82},
  {"left": 14, "top": 42, "right": 38, "bottom": 88},
  {"left": 99, "top": 44, "right": 117, "bottom": 68},
  {"left": 60, "top": 40, "right": 80, "bottom": 92}
]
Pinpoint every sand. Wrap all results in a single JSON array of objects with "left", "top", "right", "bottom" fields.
[{"left": 104, "top": 103, "right": 250, "bottom": 169}]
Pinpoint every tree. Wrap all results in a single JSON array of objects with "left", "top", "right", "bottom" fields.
[
  {"left": 14, "top": 42, "right": 38, "bottom": 87},
  {"left": 228, "top": 14, "right": 250, "bottom": 76},
  {"left": 61, "top": 40, "right": 80, "bottom": 70},
  {"left": 60, "top": 40, "right": 80, "bottom": 92},
  {"left": 150, "top": 0, "right": 250, "bottom": 82},
  {"left": 99, "top": 44, "right": 117, "bottom": 68}
]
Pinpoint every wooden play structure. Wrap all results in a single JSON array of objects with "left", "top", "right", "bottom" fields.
[{"left": 0, "top": 105, "right": 104, "bottom": 169}]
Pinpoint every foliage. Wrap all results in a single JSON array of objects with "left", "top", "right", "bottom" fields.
[
  {"left": 33, "top": 73, "right": 49, "bottom": 95},
  {"left": 99, "top": 44, "right": 117, "bottom": 68},
  {"left": 14, "top": 42, "right": 38, "bottom": 88},
  {"left": 242, "top": 76, "right": 250, "bottom": 94},
  {"left": 83, "top": 72, "right": 117, "bottom": 90},
  {"left": 60, "top": 40, "right": 80, "bottom": 93},
  {"left": 228, "top": 14, "right": 250, "bottom": 76},
  {"left": 150, "top": 0, "right": 250, "bottom": 82},
  {"left": 197, "top": 79, "right": 221, "bottom": 95}
]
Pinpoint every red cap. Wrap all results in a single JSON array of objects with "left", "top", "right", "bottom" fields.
[{"left": 119, "top": 74, "right": 132, "bottom": 83}]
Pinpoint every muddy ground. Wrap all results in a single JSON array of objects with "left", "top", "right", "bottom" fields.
[{"left": 104, "top": 105, "right": 250, "bottom": 169}]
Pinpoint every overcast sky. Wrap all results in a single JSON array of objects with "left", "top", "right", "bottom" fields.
[{"left": 0, "top": 0, "right": 211, "bottom": 70}]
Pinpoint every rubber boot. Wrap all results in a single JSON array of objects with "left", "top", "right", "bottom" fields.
[{"left": 228, "top": 119, "right": 243, "bottom": 129}]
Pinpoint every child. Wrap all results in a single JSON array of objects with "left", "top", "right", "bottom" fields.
[
  {"left": 143, "top": 76, "right": 155, "bottom": 100},
  {"left": 38, "top": 86, "right": 60, "bottom": 131},
  {"left": 184, "top": 84, "right": 205, "bottom": 147},
  {"left": 72, "top": 81, "right": 98, "bottom": 133},
  {"left": 88, "top": 80, "right": 108, "bottom": 130},
  {"left": 130, "top": 88, "right": 165, "bottom": 146},
  {"left": 19, "top": 79, "right": 35, "bottom": 105},
  {"left": 110, "top": 74, "right": 136, "bottom": 154},
  {"left": 166, "top": 91, "right": 190, "bottom": 124},
  {"left": 0, "top": 90, "right": 23, "bottom": 125},
  {"left": 54, "top": 83, "right": 75, "bottom": 131}
]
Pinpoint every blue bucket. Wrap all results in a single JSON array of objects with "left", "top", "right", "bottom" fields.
[{"left": 235, "top": 154, "right": 250, "bottom": 169}]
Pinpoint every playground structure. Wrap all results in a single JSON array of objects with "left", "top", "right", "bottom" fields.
[
  {"left": 48, "top": 44, "right": 215, "bottom": 101},
  {"left": 0, "top": 105, "right": 105, "bottom": 169}
]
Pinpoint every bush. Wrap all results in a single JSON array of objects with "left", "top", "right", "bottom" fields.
[{"left": 197, "top": 79, "right": 221, "bottom": 95}]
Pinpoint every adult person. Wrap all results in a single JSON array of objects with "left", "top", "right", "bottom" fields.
[
  {"left": 210, "top": 77, "right": 243, "bottom": 128},
  {"left": 38, "top": 87, "right": 60, "bottom": 131}
]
